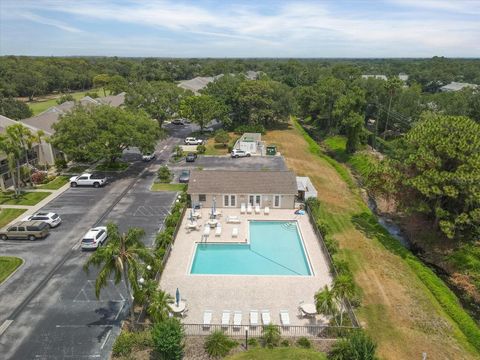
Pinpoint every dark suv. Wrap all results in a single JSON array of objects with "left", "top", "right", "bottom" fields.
[
  {"left": 0, "top": 221, "right": 50, "bottom": 241},
  {"left": 186, "top": 153, "right": 197, "bottom": 162}
]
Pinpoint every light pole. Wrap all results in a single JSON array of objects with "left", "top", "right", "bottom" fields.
[{"left": 244, "top": 326, "right": 248, "bottom": 350}]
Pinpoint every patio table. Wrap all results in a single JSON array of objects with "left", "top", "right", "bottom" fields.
[
  {"left": 300, "top": 303, "right": 317, "bottom": 316},
  {"left": 171, "top": 301, "right": 186, "bottom": 314}
]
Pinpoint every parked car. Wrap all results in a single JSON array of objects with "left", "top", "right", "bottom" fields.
[
  {"left": 231, "top": 149, "right": 251, "bottom": 158},
  {"left": 179, "top": 170, "right": 191, "bottom": 183},
  {"left": 22, "top": 212, "right": 61, "bottom": 228},
  {"left": 0, "top": 221, "right": 50, "bottom": 241},
  {"left": 142, "top": 152, "right": 156, "bottom": 161},
  {"left": 81, "top": 226, "right": 108, "bottom": 250},
  {"left": 185, "top": 153, "right": 197, "bottom": 162},
  {"left": 172, "top": 119, "right": 184, "bottom": 125},
  {"left": 70, "top": 173, "right": 107, "bottom": 188},
  {"left": 184, "top": 137, "right": 204, "bottom": 145}
]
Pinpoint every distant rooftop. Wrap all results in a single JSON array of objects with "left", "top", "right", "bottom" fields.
[
  {"left": 440, "top": 82, "right": 478, "bottom": 92},
  {"left": 361, "top": 74, "right": 387, "bottom": 81}
]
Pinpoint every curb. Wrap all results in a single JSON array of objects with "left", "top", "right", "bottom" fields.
[{"left": 1, "top": 182, "right": 71, "bottom": 229}]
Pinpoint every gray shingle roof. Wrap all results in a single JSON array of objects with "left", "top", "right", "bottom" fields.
[
  {"left": 440, "top": 82, "right": 478, "bottom": 92},
  {"left": 187, "top": 170, "right": 297, "bottom": 195}
]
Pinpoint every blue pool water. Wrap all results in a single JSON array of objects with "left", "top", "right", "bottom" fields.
[{"left": 190, "top": 221, "right": 312, "bottom": 276}]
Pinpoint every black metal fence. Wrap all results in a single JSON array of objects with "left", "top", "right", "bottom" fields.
[
  {"left": 137, "top": 322, "right": 356, "bottom": 338},
  {"left": 305, "top": 203, "right": 360, "bottom": 328}
]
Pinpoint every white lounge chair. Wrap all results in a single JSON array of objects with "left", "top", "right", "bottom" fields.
[
  {"left": 232, "top": 227, "right": 239, "bottom": 238},
  {"left": 280, "top": 310, "right": 290, "bottom": 326},
  {"left": 221, "top": 310, "right": 231, "bottom": 327},
  {"left": 264, "top": 206, "right": 270, "bottom": 215},
  {"left": 250, "top": 310, "right": 259, "bottom": 327},
  {"left": 240, "top": 203, "right": 246, "bottom": 214},
  {"left": 226, "top": 216, "right": 241, "bottom": 224},
  {"left": 247, "top": 203, "right": 253, "bottom": 214},
  {"left": 233, "top": 311, "right": 242, "bottom": 328},
  {"left": 255, "top": 205, "right": 260, "bottom": 214},
  {"left": 203, "top": 310, "right": 212, "bottom": 328},
  {"left": 203, "top": 226, "right": 210, "bottom": 237},
  {"left": 215, "top": 225, "right": 222, "bottom": 237},
  {"left": 262, "top": 310, "right": 271, "bottom": 325}
]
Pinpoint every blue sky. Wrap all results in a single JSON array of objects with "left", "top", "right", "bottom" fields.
[{"left": 1, "top": 0, "right": 479, "bottom": 57}]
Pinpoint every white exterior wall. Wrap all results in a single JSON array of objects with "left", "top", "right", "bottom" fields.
[
  {"left": 190, "top": 193, "right": 295, "bottom": 209},
  {"left": 239, "top": 141, "right": 258, "bottom": 154}
]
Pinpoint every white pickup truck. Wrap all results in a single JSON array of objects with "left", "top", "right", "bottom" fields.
[
  {"left": 184, "top": 137, "right": 204, "bottom": 145},
  {"left": 70, "top": 173, "right": 107, "bottom": 188}
]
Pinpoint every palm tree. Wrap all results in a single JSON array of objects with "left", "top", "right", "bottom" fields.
[
  {"left": 84, "top": 223, "right": 153, "bottom": 325},
  {"left": 332, "top": 274, "right": 356, "bottom": 326},
  {"left": 0, "top": 129, "right": 24, "bottom": 196},
  {"left": 147, "top": 289, "right": 174, "bottom": 323},
  {"left": 314, "top": 285, "right": 339, "bottom": 325}
]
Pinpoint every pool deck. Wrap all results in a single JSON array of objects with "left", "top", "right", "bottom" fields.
[{"left": 159, "top": 207, "right": 333, "bottom": 326}]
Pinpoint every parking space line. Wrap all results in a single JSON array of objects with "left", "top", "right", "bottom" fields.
[
  {"left": 114, "top": 302, "right": 125, "bottom": 320},
  {"left": 101, "top": 329, "right": 112, "bottom": 349},
  {"left": 0, "top": 319, "right": 13, "bottom": 336}
]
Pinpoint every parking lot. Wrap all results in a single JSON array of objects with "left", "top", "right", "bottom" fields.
[{"left": 0, "top": 129, "right": 186, "bottom": 359}]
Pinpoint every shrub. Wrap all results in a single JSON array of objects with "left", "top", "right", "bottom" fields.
[
  {"left": 324, "top": 236, "right": 339, "bottom": 255},
  {"left": 157, "top": 165, "right": 172, "bottom": 183},
  {"left": 204, "top": 330, "right": 238, "bottom": 358},
  {"left": 151, "top": 318, "right": 184, "bottom": 360},
  {"left": 56, "top": 94, "right": 74, "bottom": 104},
  {"left": 31, "top": 171, "right": 46, "bottom": 184},
  {"left": 112, "top": 330, "right": 153, "bottom": 357},
  {"left": 227, "top": 144, "right": 234, "bottom": 153},
  {"left": 197, "top": 144, "right": 206, "bottom": 154},
  {"left": 234, "top": 124, "right": 266, "bottom": 134},
  {"left": 261, "top": 324, "right": 281, "bottom": 348},
  {"left": 247, "top": 338, "right": 259, "bottom": 347},
  {"left": 296, "top": 337, "right": 312, "bottom": 349},
  {"left": 281, "top": 339, "right": 290, "bottom": 347},
  {"left": 332, "top": 257, "right": 352, "bottom": 277},
  {"left": 214, "top": 129, "right": 230, "bottom": 146},
  {"left": 316, "top": 220, "right": 330, "bottom": 238},
  {"left": 54, "top": 157, "right": 67, "bottom": 170},
  {"left": 329, "top": 330, "right": 377, "bottom": 360},
  {"left": 85, "top": 91, "right": 99, "bottom": 98}
]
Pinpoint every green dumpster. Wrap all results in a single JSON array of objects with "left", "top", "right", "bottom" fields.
[{"left": 266, "top": 145, "right": 277, "bottom": 156}]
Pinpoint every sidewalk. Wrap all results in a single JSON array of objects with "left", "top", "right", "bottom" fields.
[{"left": 1, "top": 183, "right": 71, "bottom": 228}]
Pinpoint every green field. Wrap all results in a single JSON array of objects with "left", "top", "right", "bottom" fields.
[
  {"left": 0, "top": 191, "right": 51, "bottom": 206},
  {"left": 0, "top": 256, "right": 23, "bottom": 284},
  {"left": 151, "top": 183, "right": 186, "bottom": 192},
  {"left": 27, "top": 89, "right": 108, "bottom": 115},
  {"left": 36, "top": 176, "right": 69, "bottom": 190},
  {"left": 0, "top": 208, "right": 26, "bottom": 228},
  {"left": 226, "top": 348, "right": 326, "bottom": 360}
]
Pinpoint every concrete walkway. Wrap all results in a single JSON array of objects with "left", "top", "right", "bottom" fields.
[{"left": 1, "top": 183, "right": 71, "bottom": 228}]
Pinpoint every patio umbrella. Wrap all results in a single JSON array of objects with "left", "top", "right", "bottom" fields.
[
  {"left": 189, "top": 209, "right": 194, "bottom": 223},
  {"left": 176, "top": 288, "right": 180, "bottom": 306}
]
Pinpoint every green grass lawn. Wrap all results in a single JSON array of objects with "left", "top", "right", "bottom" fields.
[
  {"left": 0, "top": 256, "right": 23, "bottom": 284},
  {"left": 0, "top": 191, "right": 51, "bottom": 206},
  {"left": 36, "top": 176, "right": 69, "bottom": 190},
  {"left": 27, "top": 89, "right": 109, "bottom": 115},
  {"left": 151, "top": 183, "right": 186, "bottom": 192},
  {"left": 0, "top": 208, "right": 26, "bottom": 228},
  {"left": 64, "top": 165, "right": 90, "bottom": 174},
  {"left": 226, "top": 347, "right": 326, "bottom": 360},
  {"left": 95, "top": 162, "right": 129, "bottom": 172}
]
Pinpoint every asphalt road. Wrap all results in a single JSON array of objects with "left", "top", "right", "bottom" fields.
[{"left": 0, "top": 124, "right": 191, "bottom": 359}]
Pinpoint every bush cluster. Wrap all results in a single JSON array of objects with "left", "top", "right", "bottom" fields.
[
  {"left": 157, "top": 165, "right": 173, "bottom": 183},
  {"left": 112, "top": 330, "right": 153, "bottom": 357},
  {"left": 234, "top": 124, "right": 266, "bottom": 135},
  {"left": 204, "top": 330, "right": 238, "bottom": 357}
]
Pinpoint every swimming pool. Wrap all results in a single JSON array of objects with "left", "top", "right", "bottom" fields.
[{"left": 190, "top": 221, "right": 312, "bottom": 276}]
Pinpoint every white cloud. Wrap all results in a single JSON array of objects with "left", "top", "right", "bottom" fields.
[
  {"left": 1, "top": 0, "right": 479, "bottom": 56},
  {"left": 20, "top": 12, "right": 83, "bottom": 33}
]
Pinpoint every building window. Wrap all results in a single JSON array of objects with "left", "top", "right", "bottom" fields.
[
  {"left": 199, "top": 194, "right": 206, "bottom": 202},
  {"left": 224, "top": 194, "right": 236, "bottom": 207},
  {"left": 274, "top": 195, "right": 281, "bottom": 208}
]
